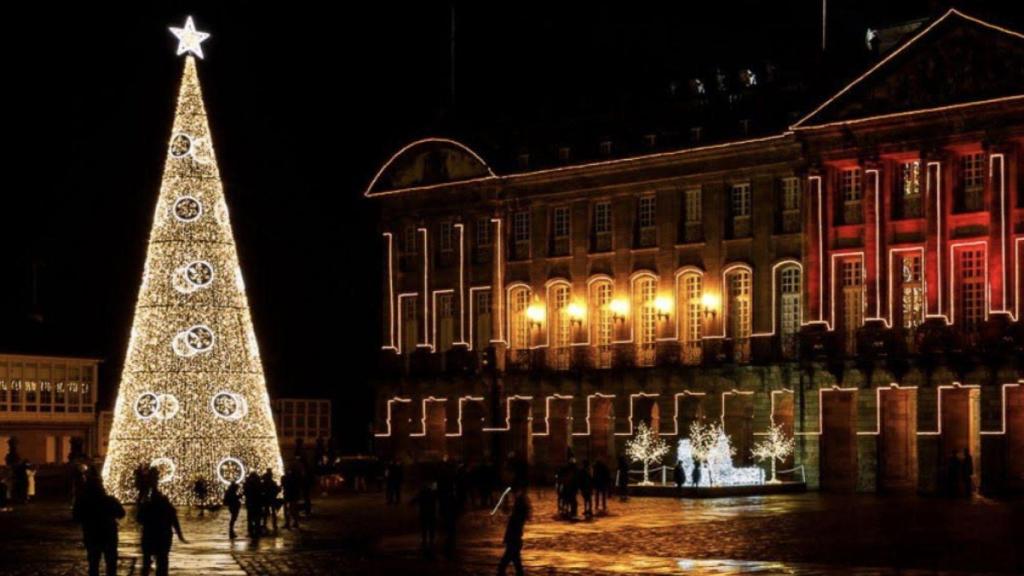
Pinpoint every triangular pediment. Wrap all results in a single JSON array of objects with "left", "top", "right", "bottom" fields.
[{"left": 793, "top": 10, "right": 1024, "bottom": 129}]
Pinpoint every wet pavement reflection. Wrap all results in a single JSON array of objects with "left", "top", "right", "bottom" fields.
[{"left": 0, "top": 490, "right": 1020, "bottom": 575}]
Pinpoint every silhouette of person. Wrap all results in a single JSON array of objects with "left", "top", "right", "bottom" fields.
[
  {"left": 674, "top": 460, "right": 686, "bottom": 493},
  {"left": 616, "top": 455, "right": 630, "bottom": 501},
  {"left": 961, "top": 448, "right": 974, "bottom": 496},
  {"left": 261, "top": 469, "right": 280, "bottom": 533},
  {"left": 411, "top": 482, "right": 438, "bottom": 556},
  {"left": 243, "top": 471, "right": 263, "bottom": 537},
  {"left": 73, "top": 469, "right": 125, "bottom": 576},
  {"left": 692, "top": 457, "right": 703, "bottom": 487},
  {"left": 592, "top": 460, "right": 610, "bottom": 513},
  {"left": 137, "top": 480, "right": 185, "bottom": 576},
  {"left": 282, "top": 467, "right": 301, "bottom": 529},
  {"left": 946, "top": 450, "right": 961, "bottom": 497},
  {"left": 579, "top": 460, "right": 594, "bottom": 518},
  {"left": 223, "top": 480, "right": 242, "bottom": 538},
  {"left": 192, "top": 477, "right": 208, "bottom": 517},
  {"left": 497, "top": 487, "right": 531, "bottom": 576}
]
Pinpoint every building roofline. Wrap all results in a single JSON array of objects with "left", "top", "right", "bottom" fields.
[
  {"left": 365, "top": 132, "right": 794, "bottom": 198},
  {"left": 0, "top": 352, "right": 104, "bottom": 363},
  {"left": 364, "top": 137, "right": 497, "bottom": 197},
  {"left": 791, "top": 9, "right": 1024, "bottom": 130}
]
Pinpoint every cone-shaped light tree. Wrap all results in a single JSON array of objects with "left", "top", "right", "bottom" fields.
[{"left": 103, "top": 18, "right": 282, "bottom": 504}]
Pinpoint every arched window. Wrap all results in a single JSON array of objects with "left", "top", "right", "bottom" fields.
[
  {"left": 548, "top": 282, "right": 571, "bottom": 370},
  {"left": 725, "top": 267, "right": 752, "bottom": 362},
  {"left": 677, "top": 271, "right": 703, "bottom": 365},
  {"left": 508, "top": 285, "right": 531, "bottom": 351},
  {"left": 778, "top": 264, "right": 801, "bottom": 359},
  {"left": 589, "top": 278, "right": 614, "bottom": 368},
  {"left": 633, "top": 274, "right": 658, "bottom": 366}
]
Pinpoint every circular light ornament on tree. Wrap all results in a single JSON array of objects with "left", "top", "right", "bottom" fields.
[
  {"left": 216, "top": 457, "right": 246, "bottom": 485},
  {"left": 155, "top": 393, "right": 180, "bottom": 420},
  {"left": 169, "top": 133, "right": 193, "bottom": 158},
  {"left": 134, "top": 392, "right": 160, "bottom": 420},
  {"left": 172, "top": 261, "right": 215, "bottom": 294},
  {"left": 151, "top": 457, "right": 177, "bottom": 484},
  {"left": 211, "top": 391, "right": 247, "bottom": 421},
  {"left": 173, "top": 196, "right": 203, "bottom": 222},
  {"left": 172, "top": 325, "right": 215, "bottom": 357}
]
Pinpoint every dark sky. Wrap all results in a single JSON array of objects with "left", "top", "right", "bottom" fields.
[{"left": 5, "top": 1, "right": 1021, "bottom": 451}]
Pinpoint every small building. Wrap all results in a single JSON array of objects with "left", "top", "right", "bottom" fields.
[
  {"left": 272, "top": 398, "right": 332, "bottom": 461},
  {"left": 0, "top": 353, "right": 101, "bottom": 465}
]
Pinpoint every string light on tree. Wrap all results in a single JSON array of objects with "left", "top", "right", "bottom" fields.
[
  {"left": 102, "top": 16, "right": 282, "bottom": 505},
  {"left": 625, "top": 421, "right": 670, "bottom": 485},
  {"left": 678, "top": 421, "right": 763, "bottom": 487},
  {"left": 751, "top": 423, "right": 795, "bottom": 483}
]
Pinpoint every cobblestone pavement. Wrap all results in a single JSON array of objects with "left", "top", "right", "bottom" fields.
[{"left": 0, "top": 491, "right": 1021, "bottom": 575}]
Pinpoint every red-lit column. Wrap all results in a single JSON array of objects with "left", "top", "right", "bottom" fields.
[
  {"left": 805, "top": 170, "right": 825, "bottom": 324},
  {"left": 864, "top": 163, "right": 882, "bottom": 320},
  {"left": 988, "top": 148, "right": 1009, "bottom": 314},
  {"left": 924, "top": 158, "right": 946, "bottom": 320}
]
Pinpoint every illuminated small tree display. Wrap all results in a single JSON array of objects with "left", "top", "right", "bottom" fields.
[
  {"left": 102, "top": 18, "right": 282, "bottom": 505},
  {"left": 681, "top": 420, "right": 763, "bottom": 487},
  {"left": 751, "top": 423, "right": 795, "bottom": 483},
  {"left": 625, "top": 421, "right": 670, "bottom": 485}
]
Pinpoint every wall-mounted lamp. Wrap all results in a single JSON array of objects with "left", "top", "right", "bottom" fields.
[
  {"left": 567, "top": 301, "right": 586, "bottom": 327},
  {"left": 526, "top": 303, "right": 546, "bottom": 328},
  {"left": 701, "top": 293, "right": 721, "bottom": 320},
  {"left": 654, "top": 295, "right": 673, "bottom": 321},
  {"left": 608, "top": 298, "right": 629, "bottom": 323}
]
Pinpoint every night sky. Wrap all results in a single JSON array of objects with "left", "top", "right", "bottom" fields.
[{"left": 5, "top": 1, "right": 1021, "bottom": 451}]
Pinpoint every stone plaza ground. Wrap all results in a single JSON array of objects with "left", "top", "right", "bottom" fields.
[{"left": 0, "top": 490, "right": 1020, "bottom": 575}]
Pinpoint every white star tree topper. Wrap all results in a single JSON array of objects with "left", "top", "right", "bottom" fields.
[{"left": 170, "top": 16, "right": 210, "bottom": 59}]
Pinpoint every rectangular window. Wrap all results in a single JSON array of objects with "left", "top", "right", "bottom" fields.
[
  {"left": 403, "top": 226, "right": 417, "bottom": 253},
  {"left": 512, "top": 211, "right": 530, "bottom": 243},
  {"left": 781, "top": 178, "right": 800, "bottom": 212},
  {"left": 958, "top": 248, "right": 985, "bottom": 329},
  {"left": 840, "top": 168, "right": 862, "bottom": 202},
  {"left": 900, "top": 161, "right": 921, "bottom": 197},
  {"left": 638, "top": 196, "right": 656, "bottom": 229},
  {"left": 474, "top": 290, "right": 492, "bottom": 351},
  {"left": 684, "top": 188, "right": 702, "bottom": 223},
  {"left": 553, "top": 206, "right": 570, "bottom": 239},
  {"left": 731, "top": 184, "right": 751, "bottom": 217},
  {"left": 439, "top": 222, "right": 453, "bottom": 252},
  {"left": 841, "top": 259, "right": 864, "bottom": 354},
  {"left": 593, "top": 202, "right": 611, "bottom": 234},
  {"left": 476, "top": 218, "right": 492, "bottom": 247},
  {"left": 960, "top": 153, "right": 984, "bottom": 212},
  {"left": 898, "top": 254, "right": 924, "bottom": 349}
]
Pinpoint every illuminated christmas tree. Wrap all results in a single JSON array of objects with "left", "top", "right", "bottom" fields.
[
  {"left": 625, "top": 421, "right": 669, "bottom": 485},
  {"left": 103, "top": 17, "right": 282, "bottom": 504},
  {"left": 751, "top": 423, "right": 795, "bottom": 483}
]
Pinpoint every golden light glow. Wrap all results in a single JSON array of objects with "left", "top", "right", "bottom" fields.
[
  {"left": 526, "top": 303, "right": 546, "bottom": 324},
  {"left": 566, "top": 300, "right": 586, "bottom": 321},
  {"left": 654, "top": 295, "right": 673, "bottom": 316},
  {"left": 609, "top": 298, "right": 630, "bottom": 318},
  {"left": 102, "top": 54, "right": 282, "bottom": 505},
  {"left": 701, "top": 292, "right": 721, "bottom": 313}
]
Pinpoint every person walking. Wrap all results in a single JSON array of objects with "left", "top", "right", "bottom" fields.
[
  {"left": 243, "top": 471, "right": 263, "bottom": 537},
  {"left": 616, "top": 455, "right": 630, "bottom": 501},
  {"left": 25, "top": 462, "right": 36, "bottom": 502},
  {"left": 223, "top": 480, "right": 242, "bottom": 538},
  {"left": 261, "top": 469, "right": 280, "bottom": 533},
  {"left": 592, "top": 460, "right": 610, "bottom": 514},
  {"left": 137, "top": 482, "right": 186, "bottom": 576},
  {"left": 961, "top": 448, "right": 974, "bottom": 497},
  {"left": 497, "top": 486, "right": 531, "bottom": 576},
  {"left": 282, "top": 467, "right": 301, "bottom": 529},
  {"left": 579, "top": 460, "right": 594, "bottom": 519},
  {"left": 674, "top": 460, "right": 687, "bottom": 493},
  {"left": 73, "top": 469, "right": 125, "bottom": 576},
  {"left": 411, "top": 482, "right": 438, "bottom": 557},
  {"left": 192, "top": 477, "right": 208, "bottom": 517}
]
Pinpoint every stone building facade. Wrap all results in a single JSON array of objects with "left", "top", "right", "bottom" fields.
[{"left": 366, "top": 10, "right": 1024, "bottom": 493}]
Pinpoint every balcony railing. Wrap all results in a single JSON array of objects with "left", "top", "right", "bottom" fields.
[{"left": 681, "top": 341, "right": 703, "bottom": 365}]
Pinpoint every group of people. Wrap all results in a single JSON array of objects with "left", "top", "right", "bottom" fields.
[
  {"left": 553, "top": 458, "right": 612, "bottom": 519},
  {"left": 946, "top": 448, "right": 975, "bottom": 497},
  {"left": 75, "top": 465, "right": 185, "bottom": 576}
]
